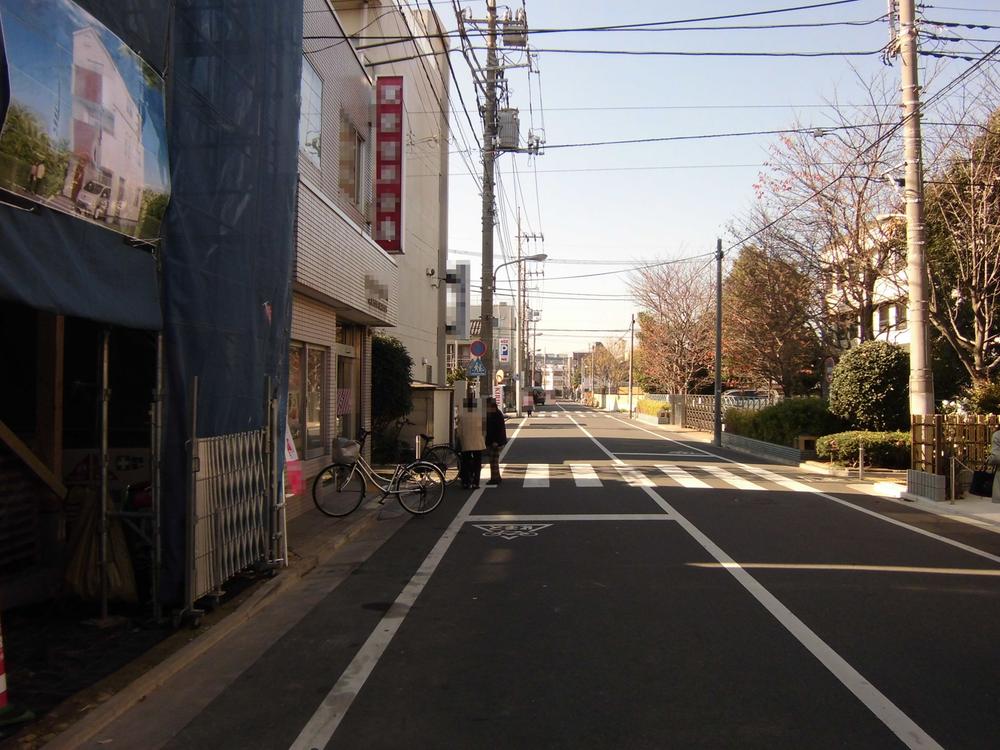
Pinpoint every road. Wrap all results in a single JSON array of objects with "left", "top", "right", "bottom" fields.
[{"left": 79, "top": 402, "right": 1000, "bottom": 749}]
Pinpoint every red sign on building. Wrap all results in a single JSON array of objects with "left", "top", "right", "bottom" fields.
[{"left": 374, "top": 76, "right": 405, "bottom": 254}]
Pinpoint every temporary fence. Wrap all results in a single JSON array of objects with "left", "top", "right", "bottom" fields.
[{"left": 183, "top": 376, "right": 284, "bottom": 622}]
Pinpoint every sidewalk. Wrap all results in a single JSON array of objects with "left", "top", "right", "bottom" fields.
[{"left": 0, "top": 503, "right": 397, "bottom": 750}]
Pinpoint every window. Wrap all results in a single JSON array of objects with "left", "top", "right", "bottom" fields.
[
  {"left": 298, "top": 58, "right": 322, "bottom": 167},
  {"left": 878, "top": 304, "right": 891, "bottom": 333},
  {"left": 339, "top": 115, "right": 366, "bottom": 208},
  {"left": 895, "top": 303, "right": 907, "bottom": 330},
  {"left": 288, "top": 342, "right": 328, "bottom": 459}
]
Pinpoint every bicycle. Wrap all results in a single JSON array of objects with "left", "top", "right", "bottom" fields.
[
  {"left": 418, "top": 433, "right": 460, "bottom": 486},
  {"left": 312, "top": 430, "right": 446, "bottom": 517}
]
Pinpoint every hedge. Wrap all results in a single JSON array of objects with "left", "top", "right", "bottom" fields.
[
  {"left": 636, "top": 398, "right": 670, "bottom": 417},
  {"left": 815, "top": 431, "right": 910, "bottom": 468},
  {"left": 724, "top": 398, "right": 845, "bottom": 447}
]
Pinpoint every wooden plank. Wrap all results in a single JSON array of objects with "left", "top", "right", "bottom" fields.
[{"left": 0, "top": 419, "right": 66, "bottom": 500}]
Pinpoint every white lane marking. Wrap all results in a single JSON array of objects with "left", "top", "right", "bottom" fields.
[
  {"left": 468, "top": 514, "right": 674, "bottom": 522},
  {"left": 289, "top": 418, "right": 530, "bottom": 749},
  {"left": 598, "top": 410, "right": 1000, "bottom": 565},
  {"left": 617, "top": 465, "right": 656, "bottom": 488},
  {"left": 698, "top": 463, "right": 763, "bottom": 491},
  {"left": 616, "top": 451, "right": 708, "bottom": 457},
  {"left": 740, "top": 464, "right": 816, "bottom": 493},
  {"left": 524, "top": 463, "right": 550, "bottom": 487},
  {"left": 558, "top": 404, "right": 943, "bottom": 750},
  {"left": 570, "top": 463, "right": 602, "bottom": 487},
  {"left": 657, "top": 464, "right": 711, "bottom": 489}
]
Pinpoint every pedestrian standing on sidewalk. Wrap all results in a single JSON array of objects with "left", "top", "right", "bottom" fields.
[
  {"left": 485, "top": 397, "right": 507, "bottom": 486},
  {"left": 457, "top": 395, "right": 485, "bottom": 489},
  {"left": 987, "top": 428, "right": 1000, "bottom": 504}
]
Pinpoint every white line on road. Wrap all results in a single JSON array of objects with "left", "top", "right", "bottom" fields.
[
  {"left": 570, "top": 463, "right": 602, "bottom": 487},
  {"left": 524, "top": 463, "right": 550, "bottom": 487},
  {"left": 289, "top": 418, "right": 531, "bottom": 750},
  {"left": 558, "top": 404, "right": 944, "bottom": 749},
  {"left": 657, "top": 464, "right": 711, "bottom": 489},
  {"left": 468, "top": 514, "right": 674, "bottom": 522},
  {"left": 698, "top": 463, "right": 763, "bottom": 491}
]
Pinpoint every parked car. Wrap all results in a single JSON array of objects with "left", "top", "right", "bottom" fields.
[
  {"left": 76, "top": 181, "right": 111, "bottom": 220},
  {"left": 531, "top": 388, "right": 546, "bottom": 405}
]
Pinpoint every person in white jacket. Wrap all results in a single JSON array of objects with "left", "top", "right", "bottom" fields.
[{"left": 457, "top": 396, "right": 486, "bottom": 489}]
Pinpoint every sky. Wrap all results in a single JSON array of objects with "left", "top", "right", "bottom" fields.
[{"left": 439, "top": 0, "right": 1000, "bottom": 357}]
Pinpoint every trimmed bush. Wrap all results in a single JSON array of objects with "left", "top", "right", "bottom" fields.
[
  {"left": 636, "top": 398, "right": 669, "bottom": 418},
  {"left": 724, "top": 398, "right": 845, "bottom": 447},
  {"left": 829, "top": 341, "right": 909, "bottom": 430},
  {"left": 816, "top": 431, "right": 910, "bottom": 468}
]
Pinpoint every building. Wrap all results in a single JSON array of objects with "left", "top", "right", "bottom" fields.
[{"left": 333, "top": 0, "right": 453, "bottom": 452}]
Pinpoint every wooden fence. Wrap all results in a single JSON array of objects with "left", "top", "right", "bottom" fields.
[{"left": 911, "top": 413, "right": 999, "bottom": 474}]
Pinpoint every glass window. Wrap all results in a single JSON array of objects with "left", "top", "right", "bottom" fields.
[
  {"left": 339, "top": 116, "right": 365, "bottom": 207},
  {"left": 895, "top": 303, "right": 907, "bottom": 330},
  {"left": 306, "top": 347, "right": 325, "bottom": 454},
  {"left": 288, "top": 343, "right": 304, "bottom": 456},
  {"left": 288, "top": 342, "right": 328, "bottom": 459},
  {"left": 299, "top": 58, "right": 322, "bottom": 168}
]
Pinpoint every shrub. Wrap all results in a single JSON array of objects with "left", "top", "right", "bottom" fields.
[
  {"left": 724, "top": 398, "right": 845, "bottom": 447},
  {"left": 636, "top": 398, "right": 669, "bottom": 418},
  {"left": 829, "top": 341, "right": 909, "bottom": 430},
  {"left": 816, "top": 431, "right": 910, "bottom": 468},
  {"left": 372, "top": 335, "right": 413, "bottom": 436},
  {"left": 963, "top": 379, "right": 1000, "bottom": 415}
]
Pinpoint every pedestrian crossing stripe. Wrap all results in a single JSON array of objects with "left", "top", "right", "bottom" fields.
[{"left": 483, "top": 462, "right": 826, "bottom": 492}]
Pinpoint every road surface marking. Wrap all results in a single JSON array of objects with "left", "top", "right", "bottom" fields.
[
  {"left": 698, "top": 463, "right": 763, "bottom": 490},
  {"left": 468, "top": 514, "right": 674, "bottom": 522},
  {"left": 524, "top": 463, "right": 549, "bottom": 487},
  {"left": 657, "top": 464, "right": 712, "bottom": 488},
  {"left": 616, "top": 465, "right": 655, "bottom": 487},
  {"left": 570, "top": 463, "right": 602, "bottom": 486}
]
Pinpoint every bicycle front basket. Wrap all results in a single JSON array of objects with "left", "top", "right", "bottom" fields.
[{"left": 333, "top": 437, "right": 360, "bottom": 462}]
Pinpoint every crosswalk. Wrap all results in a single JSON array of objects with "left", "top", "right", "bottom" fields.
[
  {"left": 518, "top": 411, "right": 621, "bottom": 419},
  {"left": 491, "top": 462, "right": 826, "bottom": 492}
]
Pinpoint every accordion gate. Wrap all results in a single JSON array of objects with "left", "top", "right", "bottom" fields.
[{"left": 185, "top": 377, "right": 283, "bottom": 614}]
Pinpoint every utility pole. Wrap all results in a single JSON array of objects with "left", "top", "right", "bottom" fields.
[
  {"left": 480, "top": 0, "right": 498, "bottom": 396},
  {"left": 898, "top": 0, "right": 934, "bottom": 419},
  {"left": 514, "top": 210, "right": 543, "bottom": 415},
  {"left": 714, "top": 238, "right": 723, "bottom": 448},
  {"left": 628, "top": 314, "right": 635, "bottom": 419}
]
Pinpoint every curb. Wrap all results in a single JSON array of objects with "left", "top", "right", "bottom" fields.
[{"left": 40, "top": 508, "right": 384, "bottom": 750}]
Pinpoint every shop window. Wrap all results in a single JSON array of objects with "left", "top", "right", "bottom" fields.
[
  {"left": 339, "top": 115, "right": 366, "bottom": 208},
  {"left": 299, "top": 58, "right": 323, "bottom": 168},
  {"left": 288, "top": 342, "right": 328, "bottom": 459}
]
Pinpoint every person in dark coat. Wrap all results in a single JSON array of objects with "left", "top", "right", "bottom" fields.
[{"left": 485, "top": 397, "right": 508, "bottom": 486}]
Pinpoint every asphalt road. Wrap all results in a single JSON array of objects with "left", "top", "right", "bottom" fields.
[{"left": 80, "top": 402, "right": 1000, "bottom": 749}]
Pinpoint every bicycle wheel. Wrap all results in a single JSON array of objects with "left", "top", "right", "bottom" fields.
[
  {"left": 422, "top": 445, "right": 460, "bottom": 485},
  {"left": 396, "top": 461, "right": 445, "bottom": 514},
  {"left": 313, "top": 463, "right": 365, "bottom": 517}
]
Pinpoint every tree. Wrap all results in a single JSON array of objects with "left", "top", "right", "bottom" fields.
[
  {"left": 629, "top": 260, "right": 715, "bottom": 394},
  {"left": 829, "top": 341, "right": 909, "bottom": 430},
  {"left": 371, "top": 334, "right": 413, "bottom": 436},
  {"left": 590, "top": 341, "right": 627, "bottom": 394},
  {"left": 723, "top": 246, "right": 821, "bottom": 394},
  {"left": 743, "top": 71, "right": 906, "bottom": 351},
  {"left": 924, "top": 106, "right": 1000, "bottom": 387}
]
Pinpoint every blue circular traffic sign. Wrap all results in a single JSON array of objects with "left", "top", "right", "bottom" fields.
[{"left": 470, "top": 339, "right": 487, "bottom": 357}]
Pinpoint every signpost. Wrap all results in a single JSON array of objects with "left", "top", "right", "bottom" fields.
[
  {"left": 470, "top": 340, "right": 487, "bottom": 358},
  {"left": 468, "top": 358, "right": 487, "bottom": 377},
  {"left": 498, "top": 338, "right": 510, "bottom": 364}
]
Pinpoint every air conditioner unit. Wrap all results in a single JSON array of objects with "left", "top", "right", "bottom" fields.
[{"left": 497, "top": 109, "right": 520, "bottom": 150}]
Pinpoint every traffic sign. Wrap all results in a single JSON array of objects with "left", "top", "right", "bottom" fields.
[
  {"left": 498, "top": 338, "right": 510, "bottom": 363},
  {"left": 470, "top": 339, "right": 487, "bottom": 358},
  {"left": 468, "top": 358, "right": 487, "bottom": 377}
]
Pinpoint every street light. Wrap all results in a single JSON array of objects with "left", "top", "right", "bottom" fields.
[{"left": 489, "top": 253, "right": 547, "bottom": 414}]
